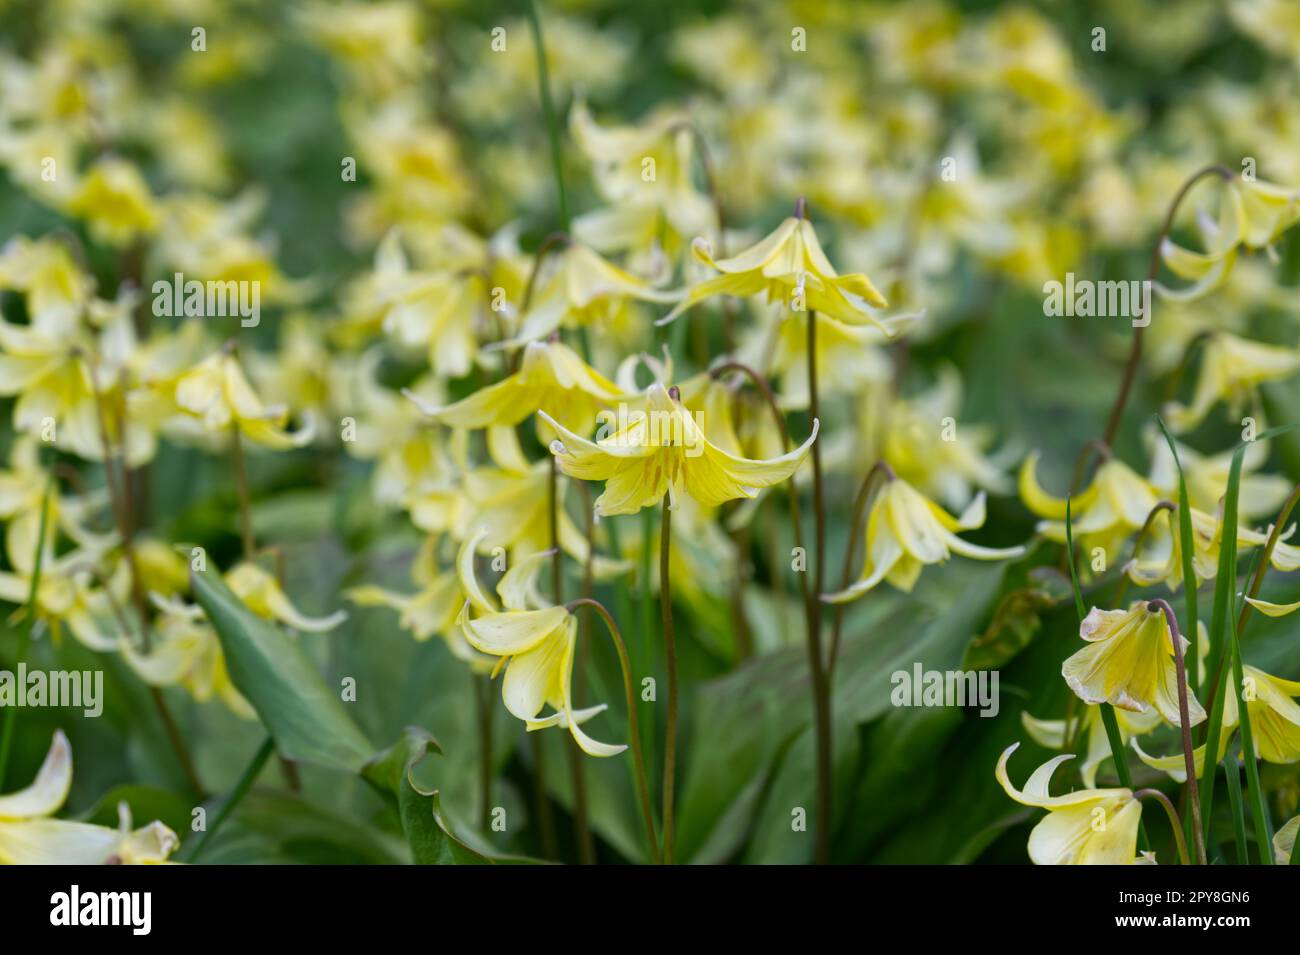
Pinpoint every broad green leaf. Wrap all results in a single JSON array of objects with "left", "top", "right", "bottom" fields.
[{"left": 192, "top": 567, "right": 373, "bottom": 773}]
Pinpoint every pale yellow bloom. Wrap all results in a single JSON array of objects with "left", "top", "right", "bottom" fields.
[
  {"left": 1022, "top": 705, "right": 1161, "bottom": 788},
  {"left": 0, "top": 731, "right": 178, "bottom": 864},
  {"left": 996, "top": 743, "right": 1145, "bottom": 865},
  {"left": 173, "top": 349, "right": 314, "bottom": 449},
  {"left": 1163, "top": 333, "right": 1300, "bottom": 434},
  {"left": 662, "top": 216, "right": 904, "bottom": 333},
  {"left": 824, "top": 476, "right": 1024, "bottom": 603},
  {"left": 1062, "top": 603, "right": 1205, "bottom": 726},
  {"left": 542, "top": 382, "right": 817, "bottom": 516},
  {"left": 65, "top": 158, "right": 158, "bottom": 247},
  {"left": 226, "top": 562, "right": 347, "bottom": 633},
  {"left": 455, "top": 530, "right": 623, "bottom": 757}
]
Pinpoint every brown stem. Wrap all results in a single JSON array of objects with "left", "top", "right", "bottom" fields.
[
  {"left": 566, "top": 597, "right": 660, "bottom": 864},
  {"left": 1111, "top": 499, "right": 1175, "bottom": 606},
  {"left": 1098, "top": 164, "right": 1234, "bottom": 452},
  {"left": 1147, "top": 599, "right": 1207, "bottom": 865},
  {"left": 804, "top": 297, "right": 833, "bottom": 866},
  {"left": 827, "top": 461, "right": 896, "bottom": 671}
]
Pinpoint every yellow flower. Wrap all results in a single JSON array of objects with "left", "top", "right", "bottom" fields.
[
  {"left": 541, "top": 382, "right": 817, "bottom": 516},
  {"left": 226, "top": 561, "right": 347, "bottom": 633},
  {"left": 510, "top": 242, "right": 679, "bottom": 345},
  {"left": 1020, "top": 452, "right": 1159, "bottom": 567},
  {"left": 65, "top": 158, "right": 159, "bottom": 247},
  {"left": 0, "top": 236, "right": 91, "bottom": 332},
  {"left": 1163, "top": 333, "right": 1300, "bottom": 434},
  {"left": 346, "top": 536, "right": 491, "bottom": 670},
  {"left": 1022, "top": 704, "right": 1161, "bottom": 788},
  {"left": 1159, "top": 175, "right": 1300, "bottom": 301},
  {"left": 1134, "top": 663, "right": 1300, "bottom": 776},
  {"left": 823, "top": 476, "right": 1024, "bottom": 603},
  {"left": 1062, "top": 603, "right": 1205, "bottom": 726},
  {"left": 996, "top": 742, "right": 1145, "bottom": 865},
  {"left": 0, "top": 731, "right": 178, "bottom": 864},
  {"left": 455, "top": 530, "right": 623, "bottom": 757},
  {"left": 121, "top": 593, "right": 254, "bottom": 718},
  {"left": 661, "top": 214, "right": 904, "bottom": 333},
  {"left": 404, "top": 338, "right": 624, "bottom": 438},
  {"left": 1275, "top": 813, "right": 1299, "bottom": 864},
  {"left": 1147, "top": 428, "right": 1291, "bottom": 519},
  {"left": 173, "top": 349, "right": 315, "bottom": 449}
]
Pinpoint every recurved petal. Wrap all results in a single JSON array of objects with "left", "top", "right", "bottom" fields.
[
  {"left": 460, "top": 603, "right": 568, "bottom": 658},
  {"left": 0, "top": 730, "right": 72, "bottom": 820}
]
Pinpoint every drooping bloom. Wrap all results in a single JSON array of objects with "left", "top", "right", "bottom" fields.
[
  {"left": 172, "top": 348, "right": 315, "bottom": 449},
  {"left": 0, "top": 731, "right": 178, "bottom": 864},
  {"left": 404, "top": 338, "right": 624, "bottom": 438},
  {"left": 1062, "top": 603, "right": 1205, "bottom": 726},
  {"left": 823, "top": 475, "right": 1024, "bottom": 603},
  {"left": 661, "top": 214, "right": 908, "bottom": 335},
  {"left": 1162, "top": 333, "right": 1300, "bottom": 434},
  {"left": 541, "top": 382, "right": 817, "bottom": 516},
  {"left": 995, "top": 743, "right": 1145, "bottom": 865},
  {"left": 1020, "top": 452, "right": 1159, "bottom": 568},
  {"left": 455, "top": 530, "right": 623, "bottom": 756},
  {"left": 1158, "top": 175, "right": 1300, "bottom": 302},
  {"left": 1022, "top": 704, "right": 1161, "bottom": 788},
  {"left": 1275, "top": 814, "right": 1299, "bottom": 865},
  {"left": 225, "top": 562, "right": 347, "bottom": 633}
]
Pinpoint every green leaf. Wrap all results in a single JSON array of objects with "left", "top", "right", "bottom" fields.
[
  {"left": 191, "top": 567, "right": 373, "bottom": 773},
  {"left": 361, "top": 726, "right": 492, "bottom": 865}
]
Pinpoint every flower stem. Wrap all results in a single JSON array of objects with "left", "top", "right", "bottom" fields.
[
  {"left": 804, "top": 301, "right": 833, "bottom": 865},
  {"left": 185, "top": 735, "right": 274, "bottom": 863},
  {"left": 525, "top": 0, "right": 569, "bottom": 233},
  {"left": 827, "top": 461, "right": 895, "bottom": 670},
  {"left": 1147, "top": 599, "right": 1207, "bottom": 864},
  {"left": 567, "top": 598, "right": 660, "bottom": 864},
  {"left": 1134, "top": 788, "right": 1191, "bottom": 865},
  {"left": 548, "top": 455, "right": 591, "bottom": 862},
  {"left": 659, "top": 494, "right": 679, "bottom": 864},
  {"left": 475, "top": 675, "right": 494, "bottom": 831},
  {"left": 1098, "top": 164, "right": 1233, "bottom": 451}
]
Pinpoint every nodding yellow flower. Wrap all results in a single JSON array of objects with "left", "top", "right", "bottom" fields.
[
  {"left": 1163, "top": 333, "right": 1300, "bottom": 434},
  {"left": 0, "top": 731, "right": 178, "bottom": 864},
  {"left": 173, "top": 349, "right": 315, "bottom": 449},
  {"left": 404, "top": 338, "right": 624, "bottom": 439},
  {"left": 540, "top": 382, "right": 817, "bottom": 516},
  {"left": 455, "top": 530, "right": 623, "bottom": 757},
  {"left": 0, "top": 236, "right": 91, "bottom": 332},
  {"left": 226, "top": 562, "right": 347, "bottom": 633},
  {"left": 65, "top": 158, "right": 159, "bottom": 247},
  {"left": 823, "top": 475, "right": 1024, "bottom": 603},
  {"left": 1022, "top": 704, "right": 1161, "bottom": 788},
  {"left": 121, "top": 592, "right": 254, "bottom": 718},
  {"left": 1275, "top": 814, "right": 1300, "bottom": 865},
  {"left": 1127, "top": 503, "right": 1300, "bottom": 590},
  {"left": 1019, "top": 452, "right": 1159, "bottom": 569},
  {"left": 1062, "top": 603, "right": 1205, "bottom": 726},
  {"left": 1147, "top": 428, "right": 1291, "bottom": 520},
  {"left": 1134, "top": 662, "right": 1300, "bottom": 777},
  {"left": 346, "top": 536, "right": 491, "bottom": 670},
  {"left": 660, "top": 215, "right": 905, "bottom": 334},
  {"left": 768, "top": 310, "right": 903, "bottom": 410},
  {"left": 1159, "top": 175, "right": 1300, "bottom": 301},
  {"left": 510, "top": 242, "right": 679, "bottom": 345},
  {"left": 996, "top": 742, "right": 1145, "bottom": 865}
]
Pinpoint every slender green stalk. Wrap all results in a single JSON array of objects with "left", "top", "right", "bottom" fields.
[
  {"left": 1134, "top": 789, "right": 1190, "bottom": 866},
  {"left": 659, "top": 492, "right": 679, "bottom": 864},
  {"left": 0, "top": 472, "right": 53, "bottom": 788},
  {"left": 475, "top": 676, "right": 494, "bottom": 831},
  {"left": 1224, "top": 742, "right": 1249, "bottom": 864},
  {"left": 1229, "top": 609, "right": 1271, "bottom": 862},
  {"left": 638, "top": 507, "right": 655, "bottom": 773},
  {"left": 827, "top": 462, "right": 894, "bottom": 669},
  {"left": 567, "top": 598, "right": 660, "bottom": 864},
  {"left": 525, "top": 0, "right": 569, "bottom": 232},
  {"left": 185, "top": 736, "right": 274, "bottom": 862},
  {"left": 1155, "top": 416, "right": 1200, "bottom": 695},
  {"left": 230, "top": 426, "right": 256, "bottom": 559}
]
